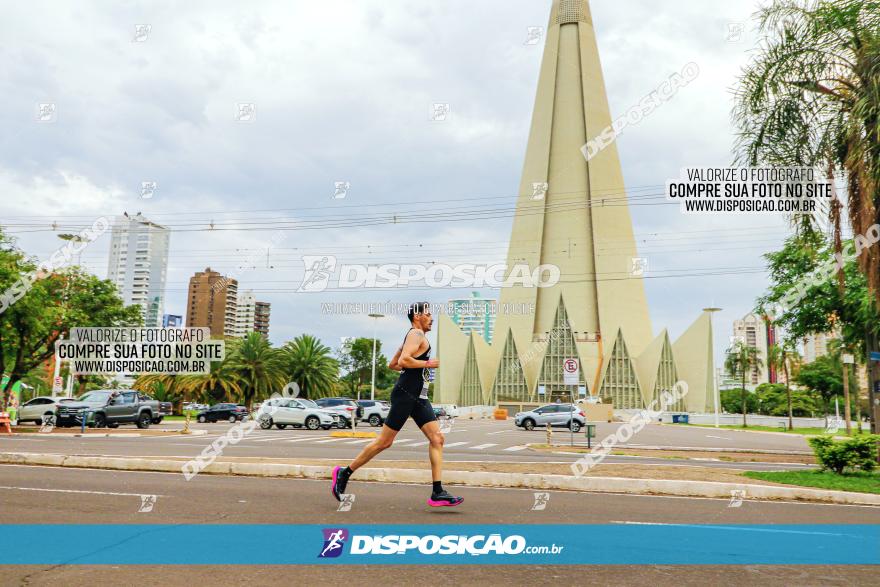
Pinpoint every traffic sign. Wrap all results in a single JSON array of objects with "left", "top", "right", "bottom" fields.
[
  {"left": 870, "top": 352, "right": 880, "bottom": 362},
  {"left": 563, "top": 358, "right": 579, "bottom": 386}
]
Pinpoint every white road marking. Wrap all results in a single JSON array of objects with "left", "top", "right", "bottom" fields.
[
  {"left": 469, "top": 443, "right": 498, "bottom": 450},
  {"left": 503, "top": 446, "right": 528, "bottom": 452},
  {"left": 706, "top": 435, "right": 730, "bottom": 440},
  {"left": 444, "top": 441, "right": 469, "bottom": 448},
  {"left": 407, "top": 441, "right": 429, "bottom": 447},
  {"left": 345, "top": 439, "right": 373, "bottom": 444},
  {"left": 0, "top": 485, "right": 164, "bottom": 498},
  {"left": 487, "top": 430, "right": 514, "bottom": 435},
  {"left": 285, "top": 438, "right": 317, "bottom": 443},
  {"left": 315, "top": 438, "right": 348, "bottom": 444}
]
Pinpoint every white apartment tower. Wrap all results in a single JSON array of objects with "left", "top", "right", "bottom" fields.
[{"left": 107, "top": 212, "right": 170, "bottom": 328}]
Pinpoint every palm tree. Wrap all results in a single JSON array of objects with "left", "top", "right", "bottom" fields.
[
  {"left": 226, "top": 333, "right": 287, "bottom": 410},
  {"left": 725, "top": 342, "right": 765, "bottom": 427},
  {"left": 178, "top": 359, "right": 243, "bottom": 406},
  {"left": 734, "top": 2, "right": 880, "bottom": 400},
  {"left": 133, "top": 374, "right": 184, "bottom": 411},
  {"left": 767, "top": 341, "right": 801, "bottom": 430},
  {"left": 282, "top": 334, "right": 339, "bottom": 399}
]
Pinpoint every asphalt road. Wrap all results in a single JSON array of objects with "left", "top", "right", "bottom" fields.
[
  {"left": 1, "top": 464, "right": 877, "bottom": 586},
  {"left": 1, "top": 419, "right": 817, "bottom": 472}
]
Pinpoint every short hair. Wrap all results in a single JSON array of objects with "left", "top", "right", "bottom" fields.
[{"left": 407, "top": 302, "right": 430, "bottom": 323}]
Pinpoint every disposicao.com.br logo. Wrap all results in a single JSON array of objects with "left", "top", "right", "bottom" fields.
[{"left": 318, "top": 528, "right": 563, "bottom": 558}]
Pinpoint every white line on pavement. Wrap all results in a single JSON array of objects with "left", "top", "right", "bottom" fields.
[
  {"left": 285, "top": 438, "right": 316, "bottom": 443},
  {"left": 443, "top": 442, "right": 468, "bottom": 448},
  {"left": 486, "top": 430, "right": 513, "bottom": 435},
  {"left": 345, "top": 439, "right": 373, "bottom": 444},
  {"left": 407, "top": 441, "right": 429, "bottom": 447},
  {"left": 314, "top": 438, "right": 348, "bottom": 444},
  {"left": 503, "top": 446, "right": 528, "bottom": 452},
  {"left": 469, "top": 443, "right": 498, "bottom": 450},
  {"left": 0, "top": 485, "right": 164, "bottom": 498}
]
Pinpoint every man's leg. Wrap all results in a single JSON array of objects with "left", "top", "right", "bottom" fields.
[
  {"left": 349, "top": 424, "right": 398, "bottom": 471},
  {"left": 420, "top": 420, "right": 444, "bottom": 482},
  {"left": 415, "top": 402, "right": 462, "bottom": 507}
]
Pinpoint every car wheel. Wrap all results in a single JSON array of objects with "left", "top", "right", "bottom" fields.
[
  {"left": 368, "top": 414, "right": 381, "bottom": 427},
  {"left": 136, "top": 413, "right": 151, "bottom": 429},
  {"left": 305, "top": 416, "right": 320, "bottom": 430},
  {"left": 336, "top": 419, "right": 348, "bottom": 429},
  {"left": 321, "top": 425, "right": 331, "bottom": 430},
  {"left": 569, "top": 420, "right": 581, "bottom": 433},
  {"left": 152, "top": 417, "right": 163, "bottom": 424},
  {"left": 93, "top": 413, "right": 106, "bottom": 428},
  {"left": 198, "top": 415, "right": 207, "bottom": 423},
  {"left": 523, "top": 418, "right": 535, "bottom": 431},
  {"left": 259, "top": 417, "right": 273, "bottom": 430},
  {"left": 228, "top": 415, "right": 236, "bottom": 423},
  {"left": 276, "top": 423, "right": 288, "bottom": 430},
  {"left": 107, "top": 422, "right": 119, "bottom": 429}
]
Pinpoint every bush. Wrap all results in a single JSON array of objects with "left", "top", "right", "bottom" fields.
[{"left": 808, "top": 435, "right": 879, "bottom": 475}]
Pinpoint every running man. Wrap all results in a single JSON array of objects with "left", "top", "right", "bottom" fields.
[{"left": 331, "top": 302, "right": 463, "bottom": 507}]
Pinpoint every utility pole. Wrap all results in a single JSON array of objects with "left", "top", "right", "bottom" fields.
[
  {"left": 842, "top": 352, "right": 854, "bottom": 435},
  {"left": 368, "top": 313, "right": 384, "bottom": 401}
]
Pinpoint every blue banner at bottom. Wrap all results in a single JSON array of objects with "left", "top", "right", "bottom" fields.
[{"left": 2, "top": 524, "right": 877, "bottom": 565}]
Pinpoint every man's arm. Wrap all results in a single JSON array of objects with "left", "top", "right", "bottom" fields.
[
  {"left": 398, "top": 329, "right": 438, "bottom": 369},
  {"left": 388, "top": 346, "right": 402, "bottom": 371}
]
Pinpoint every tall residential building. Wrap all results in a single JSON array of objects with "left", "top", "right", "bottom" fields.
[
  {"left": 234, "top": 290, "right": 271, "bottom": 338},
  {"left": 186, "top": 268, "right": 238, "bottom": 337},
  {"left": 803, "top": 332, "right": 834, "bottom": 363},
  {"left": 731, "top": 313, "right": 777, "bottom": 386},
  {"left": 449, "top": 292, "right": 496, "bottom": 344},
  {"left": 106, "top": 212, "right": 170, "bottom": 327}
]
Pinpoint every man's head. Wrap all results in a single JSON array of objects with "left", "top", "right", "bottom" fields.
[{"left": 407, "top": 302, "right": 433, "bottom": 332}]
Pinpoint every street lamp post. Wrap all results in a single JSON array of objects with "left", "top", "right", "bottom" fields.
[
  {"left": 703, "top": 307, "right": 722, "bottom": 428},
  {"left": 368, "top": 313, "right": 385, "bottom": 401}
]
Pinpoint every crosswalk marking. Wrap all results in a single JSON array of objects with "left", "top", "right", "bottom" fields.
[
  {"left": 444, "top": 441, "right": 468, "bottom": 448},
  {"left": 285, "top": 437, "right": 316, "bottom": 443},
  {"left": 406, "top": 440, "right": 429, "bottom": 447},
  {"left": 345, "top": 438, "right": 373, "bottom": 444},
  {"left": 503, "top": 445, "right": 528, "bottom": 452},
  {"left": 469, "top": 443, "right": 498, "bottom": 450},
  {"left": 315, "top": 438, "right": 347, "bottom": 444}
]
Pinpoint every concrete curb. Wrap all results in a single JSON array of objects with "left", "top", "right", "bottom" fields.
[
  {"left": 9, "top": 429, "right": 208, "bottom": 438},
  {"left": 1, "top": 451, "right": 877, "bottom": 506}
]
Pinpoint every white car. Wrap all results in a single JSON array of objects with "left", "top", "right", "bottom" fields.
[
  {"left": 357, "top": 400, "right": 391, "bottom": 426},
  {"left": 257, "top": 398, "right": 338, "bottom": 430},
  {"left": 17, "top": 396, "right": 76, "bottom": 424}
]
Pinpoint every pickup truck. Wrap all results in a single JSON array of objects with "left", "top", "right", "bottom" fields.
[
  {"left": 138, "top": 393, "right": 173, "bottom": 424},
  {"left": 55, "top": 389, "right": 159, "bottom": 429}
]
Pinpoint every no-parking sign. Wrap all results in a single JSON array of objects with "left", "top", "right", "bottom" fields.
[{"left": 563, "top": 358, "right": 579, "bottom": 386}]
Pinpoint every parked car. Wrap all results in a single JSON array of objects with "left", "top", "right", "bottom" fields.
[
  {"left": 56, "top": 390, "right": 159, "bottom": 429},
  {"left": 357, "top": 400, "right": 390, "bottom": 426},
  {"left": 514, "top": 403, "right": 586, "bottom": 432},
  {"left": 315, "top": 397, "right": 363, "bottom": 428},
  {"left": 183, "top": 403, "right": 208, "bottom": 413},
  {"left": 138, "top": 393, "right": 172, "bottom": 424},
  {"left": 196, "top": 403, "right": 249, "bottom": 423},
  {"left": 257, "top": 398, "right": 338, "bottom": 430},
  {"left": 17, "top": 396, "right": 76, "bottom": 424}
]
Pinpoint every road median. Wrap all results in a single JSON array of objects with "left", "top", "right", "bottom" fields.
[{"left": 1, "top": 450, "right": 878, "bottom": 506}]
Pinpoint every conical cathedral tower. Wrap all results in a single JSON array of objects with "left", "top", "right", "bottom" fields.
[{"left": 436, "top": 0, "right": 712, "bottom": 412}]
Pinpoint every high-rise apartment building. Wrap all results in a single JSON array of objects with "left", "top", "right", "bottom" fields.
[
  {"left": 234, "top": 290, "right": 271, "bottom": 338},
  {"left": 448, "top": 292, "right": 496, "bottom": 344},
  {"left": 731, "top": 313, "right": 777, "bottom": 386},
  {"left": 186, "top": 268, "right": 238, "bottom": 337},
  {"left": 106, "top": 212, "right": 170, "bottom": 327}
]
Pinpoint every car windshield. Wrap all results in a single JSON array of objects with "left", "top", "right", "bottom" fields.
[
  {"left": 76, "top": 391, "right": 113, "bottom": 403},
  {"left": 299, "top": 399, "right": 318, "bottom": 408}
]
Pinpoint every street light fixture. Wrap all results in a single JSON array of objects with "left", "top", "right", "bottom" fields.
[
  {"left": 703, "top": 307, "right": 722, "bottom": 428},
  {"left": 368, "top": 313, "right": 385, "bottom": 401}
]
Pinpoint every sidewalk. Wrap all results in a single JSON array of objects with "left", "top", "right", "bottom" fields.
[{"left": 2, "top": 450, "right": 877, "bottom": 506}]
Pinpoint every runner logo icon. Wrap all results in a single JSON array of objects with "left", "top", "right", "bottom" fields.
[{"left": 318, "top": 528, "right": 349, "bottom": 558}]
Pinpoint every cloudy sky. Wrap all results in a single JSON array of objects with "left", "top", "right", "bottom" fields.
[{"left": 0, "top": 0, "right": 793, "bottom": 366}]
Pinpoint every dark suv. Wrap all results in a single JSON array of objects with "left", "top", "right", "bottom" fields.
[{"left": 196, "top": 403, "right": 249, "bottom": 423}]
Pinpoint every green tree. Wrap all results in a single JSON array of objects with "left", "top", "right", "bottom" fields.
[
  {"left": 282, "top": 334, "right": 338, "bottom": 399},
  {"left": 725, "top": 342, "right": 764, "bottom": 427},
  {"left": 133, "top": 374, "right": 185, "bottom": 412},
  {"left": 796, "top": 355, "right": 844, "bottom": 425},
  {"left": 178, "top": 360, "right": 242, "bottom": 405},
  {"left": 721, "top": 388, "right": 760, "bottom": 415},
  {"left": 767, "top": 342, "right": 801, "bottom": 429},
  {"left": 227, "top": 333, "right": 287, "bottom": 410},
  {"left": 337, "top": 337, "right": 394, "bottom": 399},
  {"left": 0, "top": 264, "right": 142, "bottom": 410}
]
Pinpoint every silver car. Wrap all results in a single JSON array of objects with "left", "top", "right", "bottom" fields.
[
  {"left": 17, "top": 396, "right": 76, "bottom": 424},
  {"left": 514, "top": 403, "right": 585, "bottom": 432},
  {"left": 257, "top": 398, "right": 338, "bottom": 430}
]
